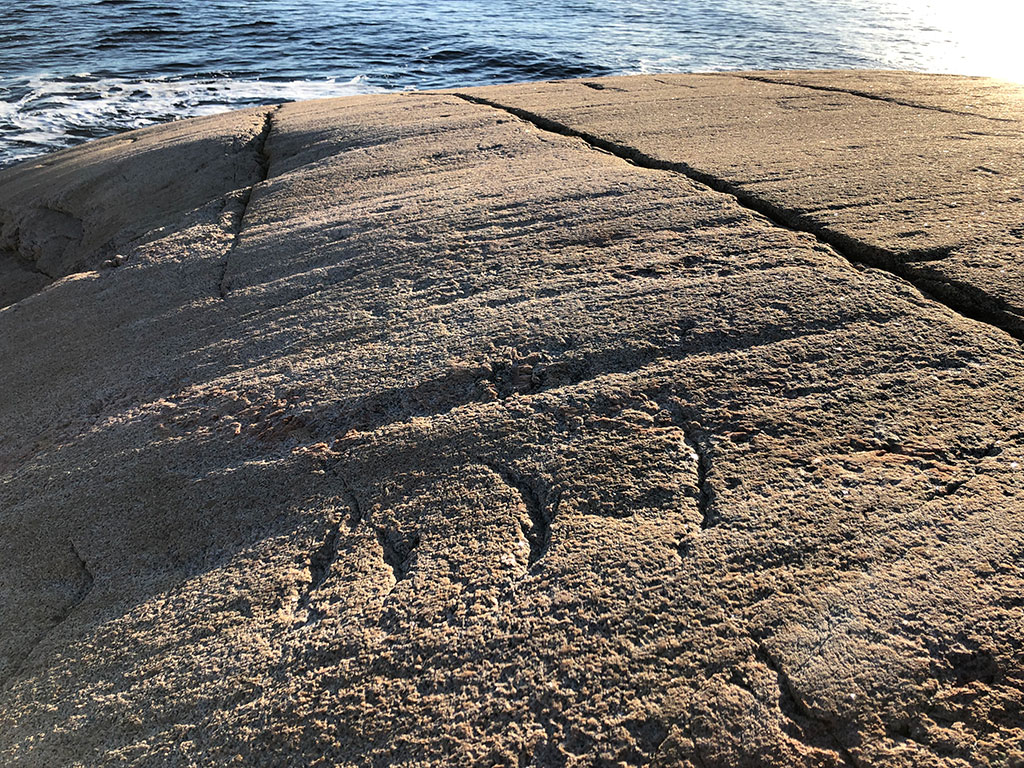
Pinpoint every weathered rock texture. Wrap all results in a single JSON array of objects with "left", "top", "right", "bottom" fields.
[
  {"left": 457, "top": 72, "right": 1024, "bottom": 338},
  {"left": 1, "top": 72, "right": 1022, "bottom": 767}
]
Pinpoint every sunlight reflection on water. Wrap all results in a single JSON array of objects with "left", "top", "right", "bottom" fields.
[{"left": 1, "top": 0, "right": 1021, "bottom": 166}]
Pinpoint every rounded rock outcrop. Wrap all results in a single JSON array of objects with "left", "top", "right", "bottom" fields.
[{"left": 1, "top": 72, "right": 1022, "bottom": 767}]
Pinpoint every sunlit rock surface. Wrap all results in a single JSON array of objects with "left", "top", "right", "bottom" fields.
[{"left": 1, "top": 72, "right": 1022, "bottom": 767}]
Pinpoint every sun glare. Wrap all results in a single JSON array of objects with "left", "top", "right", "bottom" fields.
[{"left": 906, "top": 0, "right": 1024, "bottom": 82}]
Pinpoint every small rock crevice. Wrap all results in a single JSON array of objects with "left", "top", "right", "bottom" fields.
[
  {"left": 322, "top": 456, "right": 418, "bottom": 594},
  {"left": 480, "top": 461, "right": 556, "bottom": 570},
  {"left": 294, "top": 523, "right": 342, "bottom": 624},
  {"left": 581, "top": 81, "right": 625, "bottom": 92},
  {"left": 653, "top": 398, "right": 718, "bottom": 535},
  {"left": 650, "top": 77, "right": 698, "bottom": 90},
  {"left": 376, "top": 528, "right": 419, "bottom": 585},
  {"left": 2, "top": 540, "right": 94, "bottom": 690},
  {"left": 900, "top": 244, "right": 956, "bottom": 263},
  {"left": 325, "top": 461, "right": 365, "bottom": 530},
  {"left": 293, "top": 462, "right": 366, "bottom": 624},
  {"left": 453, "top": 92, "right": 1024, "bottom": 342},
  {"left": 757, "top": 645, "right": 860, "bottom": 768},
  {"left": 218, "top": 105, "right": 280, "bottom": 299},
  {"left": 341, "top": 480, "right": 364, "bottom": 530},
  {"left": 689, "top": 434, "right": 716, "bottom": 530}
]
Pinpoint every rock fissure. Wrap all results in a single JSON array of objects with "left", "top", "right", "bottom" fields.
[
  {"left": 651, "top": 77, "right": 698, "bottom": 89},
  {"left": 650, "top": 398, "right": 718, "bottom": 533},
  {"left": 899, "top": 245, "right": 956, "bottom": 263},
  {"left": 218, "top": 106, "right": 279, "bottom": 299},
  {"left": 453, "top": 92, "right": 1024, "bottom": 342},
  {"left": 727, "top": 74, "right": 1017, "bottom": 124},
  {"left": 757, "top": 645, "right": 860, "bottom": 768},
  {"left": 581, "top": 81, "right": 625, "bottom": 92},
  {"left": 341, "top": 480, "right": 364, "bottom": 529},
  {"left": 290, "top": 458, "right": 366, "bottom": 622},
  {"left": 324, "top": 460, "right": 365, "bottom": 530},
  {"left": 376, "top": 528, "right": 419, "bottom": 586},
  {"left": 70, "top": 540, "right": 94, "bottom": 591},
  {"left": 307, "top": 527, "right": 342, "bottom": 593},
  {"left": 2, "top": 540, "right": 93, "bottom": 691},
  {"left": 295, "top": 523, "right": 342, "bottom": 624},
  {"left": 479, "top": 461, "right": 556, "bottom": 570},
  {"left": 30, "top": 262, "right": 57, "bottom": 281},
  {"left": 689, "top": 434, "right": 715, "bottom": 530}
]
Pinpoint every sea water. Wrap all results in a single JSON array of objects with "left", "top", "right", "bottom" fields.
[{"left": 1, "top": 0, "right": 1021, "bottom": 166}]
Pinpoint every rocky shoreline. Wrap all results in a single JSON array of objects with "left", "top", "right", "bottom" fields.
[{"left": 1, "top": 72, "right": 1022, "bottom": 767}]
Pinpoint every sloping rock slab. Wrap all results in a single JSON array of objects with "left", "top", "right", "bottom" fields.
[{"left": 1, "top": 74, "right": 1022, "bottom": 767}]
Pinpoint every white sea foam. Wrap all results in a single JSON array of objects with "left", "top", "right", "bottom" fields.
[{"left": 0, "top": 74, "right": 386, "bottom": 166}]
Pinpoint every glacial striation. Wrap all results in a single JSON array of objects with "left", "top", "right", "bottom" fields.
[{"left": 1, "top": 72, "right": 1022, "bottom": 767}]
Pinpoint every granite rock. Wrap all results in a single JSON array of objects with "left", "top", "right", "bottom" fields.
[{"left": 1, "top": 73, "right": 1022, "bottom": 767}]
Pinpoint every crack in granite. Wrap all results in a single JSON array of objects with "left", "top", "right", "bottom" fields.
[
  {"left": 453, "top": 92, "right": 1024, "bottom": 342},
  {"left": 2, "top": 540, "right": 94, "bottom": 691},
  {"left": 727, "top": 74, "right": 1017, "bottom": 123},
  {"left": 218, "top": 105, "right": 280, "bottom": 299}
]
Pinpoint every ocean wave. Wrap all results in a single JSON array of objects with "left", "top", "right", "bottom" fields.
[{"left": 0, "top": 74, "right": 386, "bottom": 167}]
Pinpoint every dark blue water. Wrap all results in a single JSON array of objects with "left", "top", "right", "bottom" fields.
[{"left": 1, "top": 0, "right": 1018, "bottom": 166}]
